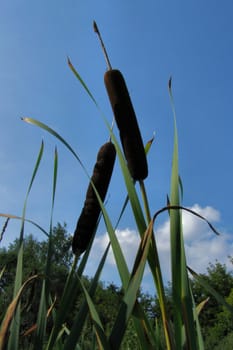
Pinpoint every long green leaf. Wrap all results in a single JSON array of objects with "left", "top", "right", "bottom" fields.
[
  {"left": 114, "top": 135, "right": 155, "bottom": 229},
  {"left": 20, "top": 140, "right": 44, "bottom": 242},
  {"left": 168, "top": 77, "right": 183, "bottom": 349},
  {"left": 67, "top": 57, "right": 98, "bottom": 107},
  {"left": 22, "top": 118, "right": 84, "bottom": 169},
  {"left": 7, "top": 141, "right": 44, "bottom": 350},
  {"left": 77, "top": 275, "right": 110, "bottom": 350},
  {"left": 34, "top": 147, "right": 58, "bottom": 350},
  {"left": 91, "top": 175, "right": 130, "bottom": 287},
  {"left": 62, "top": 244, "right": 111, "bottom": 350},
  {"left": 111, "top": 132, "right": 147, "bottom": 233},
  {"left": 103, "top": 90, "right": 173, "bottom": 347},
  {"left": 168, "top": 78, "right": 199, "bottom": 349},
  {"left": 109, "top": 220, "right": 154, "bottom": 349}
]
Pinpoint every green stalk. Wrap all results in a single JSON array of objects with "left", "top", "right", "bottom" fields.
[
  {"left": 67, "top": 60, "right": 174, "bottom": 348},
  {"left": 62, "top": 244, "right": 111, "bottom": 350},
  {"left": 109, "top": 220, "right": 154, "bottom": 349},
  {"left": 45, "top": 256, "right": 79, "bottom": 349},
  {"left": 168, "top": 78, "right": 200, "bottom": 349},
  {"left": 7, "top": 141, "right": 44, "bottom": 350},
  {"left": 139, "top": 180, "right": 173, "bottom": 350},
  {"left": 34, "top": 147, "right": 58, "bottom": 349}
]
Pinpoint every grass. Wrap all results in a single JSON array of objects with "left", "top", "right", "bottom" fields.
[{"left": 0, "top": 57, "right": 231, "bottom": 350}]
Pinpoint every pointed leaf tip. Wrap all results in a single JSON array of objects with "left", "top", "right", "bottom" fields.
[
  {"left": 149, "top": 133, "right": 155, "bottom": 144},
  {"left": 67, "top": 56, "right": 71, "bottom": 66},
  {"left": 93, "top": 20, "right": 99, "bottom": 33},
  {"left": 168, "top": 76, "right": 172, "bottom": 90}
]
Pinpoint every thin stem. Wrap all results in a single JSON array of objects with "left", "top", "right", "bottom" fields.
[
  {"left": 108, "top": 119, "right": 115, "bottom": 142},
  {"left": 93, "top": 21, "right": 115, "bottom": 140},
  {"left": 139, "top": 180, "right": 151, "bottom": 225},
  {"left": 139, "top": 179, "right": 174, "bottom": 350},
  {"left": 93, "top": 21, "right": 112, "bottom": 70}
]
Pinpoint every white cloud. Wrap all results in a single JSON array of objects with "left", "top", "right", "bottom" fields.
[
  {"left": 88, "top": 228, "right": 140, "bottom": 269},
  {"left": 84, "top": 205, "right": 233, "bottom": 292},
  {"left": 181, "top": 204, "right": 220, "bottom": 241},
  {"left": 155, "top": 204, "right": 232, "bottom": 282},
  {"left": 83, "top": 228, "right": 140, "bottom": 287}
]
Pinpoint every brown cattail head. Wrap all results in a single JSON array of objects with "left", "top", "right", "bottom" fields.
[
  {"left": 104, "top": 69, "right": 148, "bottom": 180},
  {"left": 72, "top": 142, "right": 116, "bottom": 255}
]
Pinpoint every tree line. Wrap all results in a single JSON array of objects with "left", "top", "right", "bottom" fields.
[{"left": 1, "top": 223, "right": 233, "bottom": 349}]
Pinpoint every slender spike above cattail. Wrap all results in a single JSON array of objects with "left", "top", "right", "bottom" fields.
[{"left": 93, "top": 20, "right": 112, "bottom": 70}]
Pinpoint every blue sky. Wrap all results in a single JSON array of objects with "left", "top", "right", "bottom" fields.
[{"left": 1, "top": 1, "right": 233, "bottom": 292}]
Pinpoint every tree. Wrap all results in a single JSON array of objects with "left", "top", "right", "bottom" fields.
[
  {"left": 2, "top": 225, "right": 233, "bottom": 348},
  {"left": 203, "top": 287, "right": 233, "bottom": 349},
  {"left": 191, "top": 260, "right": 233, "bottom": 341},
  {"left": 0, "top": 223, "right": 73, "bottom": 328}
]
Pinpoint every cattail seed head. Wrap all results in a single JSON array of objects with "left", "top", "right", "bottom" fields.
[
  {"left": 72, "top": 142, "right": 116, "bottom": 255},
  {"left": 104, "top": 69, "right": 148, "bottom": 180}
]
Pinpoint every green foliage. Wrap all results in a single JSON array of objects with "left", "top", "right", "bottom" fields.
[
  {"left": 212, "top": 331, "right": 233, "bottom": 350},
  {"left": 1, "top": 224, "right": 233, "bottom": 348},
  {"left": 0, "top": 223, "right": 73, "bottom": 344},
  {"left": 1, "top": 27, "right": 231, "bottom": 349},
  {"left": 189, "top": 261, "right": 233, "bottom": 349},
  {"left": 191, "top": 261, "right": 233, "bottom": 335},
  {"left": 0, "top": 227, "right": 161, "bottom": 348}
]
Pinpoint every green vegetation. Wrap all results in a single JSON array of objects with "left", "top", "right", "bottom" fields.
[
  {"left": 1, "top": 226, "right": 233, "bottom": 349},
  {"left": 0, "top": 24, "right": 232, "bottom": 349}
]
